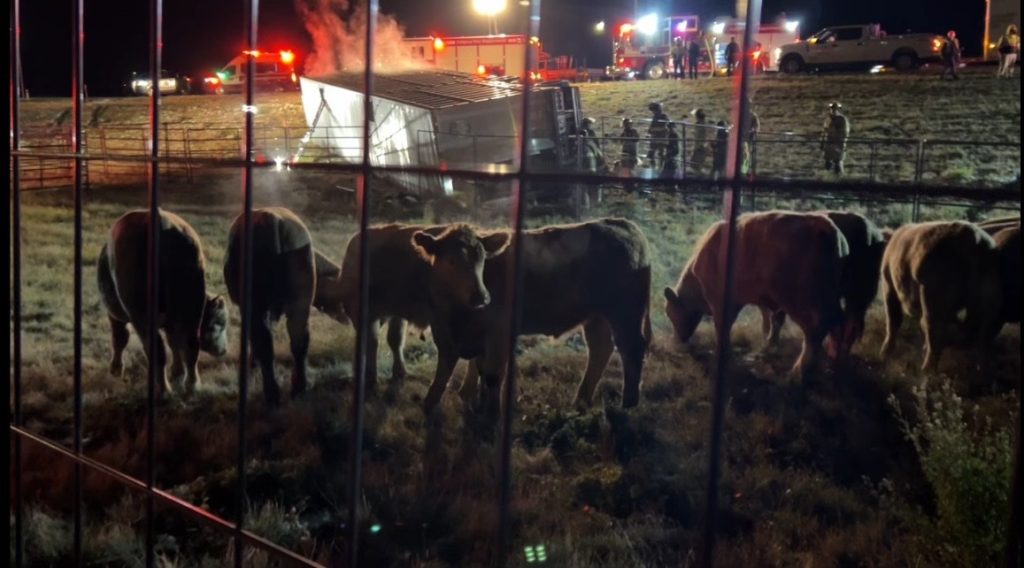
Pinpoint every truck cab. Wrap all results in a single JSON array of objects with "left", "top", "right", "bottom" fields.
[{"left": 202, "top": 49, "right": 299, "bottom": 94}]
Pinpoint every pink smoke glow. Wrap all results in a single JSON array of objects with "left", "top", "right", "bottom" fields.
[{"left": 295, "top": 0, "right": 428, "bottom": 76}]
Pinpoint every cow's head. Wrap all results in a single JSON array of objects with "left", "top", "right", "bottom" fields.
[
  {"left": 663, "top": 273, "right": 707, "bottom": 343},
  {"left": 413, "top": 225, "right": 510, "bottom": 309},
  {"left": 200, "top": 294, "right": 229, "bottom": 356}
]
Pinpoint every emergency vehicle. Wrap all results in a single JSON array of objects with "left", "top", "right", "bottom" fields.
[
  {"left": 202, "top": 49, "right": 299, "bottom": 94},
  {"left": 605, "top": 15, "right": 702, "bottom": 80},
  {"left": 404, "top": 34, "right": 586, "bottom": 82},
  {"left": 706, "top": 19, "right": 800, "bottom": 73}
]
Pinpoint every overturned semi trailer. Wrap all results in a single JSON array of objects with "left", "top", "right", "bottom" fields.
[{"left": 297, "top": 70, "right": 583, "bottom": 195}]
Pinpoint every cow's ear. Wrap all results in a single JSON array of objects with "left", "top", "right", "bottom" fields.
[
  {"left": 663, "top": 287, "right": 678, "bottom": 303},
  {"left": 412, "top": 231, "right": 440, "bottom": 257},
  {"left": 482, "top": 233, "right": 511, "bottom": 258}
]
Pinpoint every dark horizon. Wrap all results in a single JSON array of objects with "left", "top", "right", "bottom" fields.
[{"left": 17, "top": 0, "right": 987, "bottom": 97}]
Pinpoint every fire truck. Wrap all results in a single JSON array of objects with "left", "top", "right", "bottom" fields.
[
  {"left": 605, "top": 15, "right": 702, "bottom": 80},
  {"left": 404, "top": 34, "right": 587, "bottom": 82}
]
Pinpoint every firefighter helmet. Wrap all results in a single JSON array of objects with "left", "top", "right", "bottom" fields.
[
  {"left": 581, "top": 117, "right": 595, "bottom": 128},
  {"left": 828, "top": 101, "right": 842, "bottom": 110},
  {"left": 648, "top": 101, "right": 663, "bottom": 113},
  {"left": 621, "top": 118, "right": 633, "bottom": 128}
]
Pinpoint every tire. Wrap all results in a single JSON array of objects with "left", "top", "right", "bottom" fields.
[
  {"left": 644, "top": 61, "right": 667, "bottom": 80},
  {"left": 892, "top": 52, "right": 918, "bottom": 71},
  {"left": 781, "top": 55, "right": 803, "bottom": 74}
]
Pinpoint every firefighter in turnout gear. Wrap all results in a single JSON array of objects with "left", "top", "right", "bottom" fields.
[
  {"left": 743, "top": 96, "right": 760, "bottom": 176},
  {"left": 646, "top": 102, "right": 670, "bottom": 168},
  {"left": 617, "top": 118, "right": 640, "bottom": 190},
  {"left": 580, "top": 117, "right": 607, "bottom": 173},
  {"left": 821, "top": 102, "right": 850, "bottom": 174},
  {"left": 689, "top": 108, "right": 710, "bottom": 174},
  {"left": 662, "top": 121, "right": 680, "bottom": 183}
]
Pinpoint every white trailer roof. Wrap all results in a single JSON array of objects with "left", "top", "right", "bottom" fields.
[{"left": 306, "top": 70, "right": 523, "bottom": 111}]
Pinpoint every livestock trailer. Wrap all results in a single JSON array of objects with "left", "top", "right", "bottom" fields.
[{"left": 296, "top": 70, "right": 583, "bottom": 195}]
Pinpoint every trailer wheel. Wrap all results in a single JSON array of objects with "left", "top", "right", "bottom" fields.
[{"left": 643, "top": 61, "right": 667, "bottom": 80}]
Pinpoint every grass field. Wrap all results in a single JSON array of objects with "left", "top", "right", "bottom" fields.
[{"left": 11, "top": 72, "right": 1022, "bottom": 567}]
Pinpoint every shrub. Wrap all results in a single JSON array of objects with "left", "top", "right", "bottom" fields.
[{"left": 888, "top": 380, "right": 1014, "bottom": 566}]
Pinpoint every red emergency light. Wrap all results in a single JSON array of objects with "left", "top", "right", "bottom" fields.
[
  {"left": 433, "top": 37, "right": 445, "bottom": 51},
  {"left": 280, "top": 50, "right": 295, "bottom": 64}
]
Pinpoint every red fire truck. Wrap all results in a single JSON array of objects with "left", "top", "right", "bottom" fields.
[
  {"left": 404, "top": 34, "right": 586, "bottom": 82},
  {"left": 605, "top": 15, "right": 702, "bottom": 80}
]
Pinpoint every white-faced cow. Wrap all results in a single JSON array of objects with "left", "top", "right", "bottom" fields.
[
  {"left": 880, "top": 221, "right": 1003, "bottom": 370},
  {"left": 664, "top": 211, "right": 849, "bottom": 378},
  {"left": 758, "top": 211, "right": 887, "bottom": 356},
  {"left": 426, "top": 218, "right": 653, "bottom": 415},
  {"left": 223, "top": 207, "right": 341, "bottom": 405},
  {"left": 97, "top": 209, "right": 229, "bottom": 396},
  {"left": 330, "top": 224, "right": 510, "bottom": 387}
]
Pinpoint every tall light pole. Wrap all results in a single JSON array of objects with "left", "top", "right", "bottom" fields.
[{"left": 473, "top": 0, "right": 507, "bottom": 35}]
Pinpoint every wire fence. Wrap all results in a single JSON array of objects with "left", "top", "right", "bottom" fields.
[{"left": 8, "top": 0, "right": 1022, "bottom": 567}]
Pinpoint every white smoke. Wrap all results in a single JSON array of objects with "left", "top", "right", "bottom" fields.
[{"left": 295, "top": 0, "right": 428, "bottom": 76}]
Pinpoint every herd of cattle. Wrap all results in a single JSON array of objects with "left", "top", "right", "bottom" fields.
[{"left": 96, "top": 207, "right": 1021, "bottom": 412}]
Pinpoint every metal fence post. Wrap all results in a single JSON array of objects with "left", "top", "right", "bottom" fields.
[
  {"left": 10, "top": 0, "right": 24, "bottom": 564},
  {"left": 70, "top": 0, "right": 85, "bottom": 563}
]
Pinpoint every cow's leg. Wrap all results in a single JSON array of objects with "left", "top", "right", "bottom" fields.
[
  {"left": 788, "top": 310, "right": 825, "bottom": 380},
  {"left": 135, "top": 320, "right": 171, "bottom": 397},
  {"left": 422, "top": 342, "right": 460, "bottom": 414},
  {"left": 386, "top": 317, "right": 408, "bottom": 380},
  {"left": 167, "top": 325, "right": 201, "bottom": 394},
  {"left": 362, "top": 318, "right": 382, "bottom": 389},
  {"left": 759, "top": 308, "right": 785, "bottom": 350},
  {"left": 880, "top": 270, "right": 903, "bottom": 358},
  {"left": 573, "top": 318, "right": 614, "bottom": 408},
  {"left": 611, "top": 313, "right": 649, "bottom": 410},
  {"left": 108, "top": 315, "right": 131, "bottom": 377},
  {"left": 458, "top": 360, "right": 480, "bottom": 403},
  {"left": 919, "top": 285, "right": 949, "bottom": 372},
  {"left": 252, "top": 314, "right": 281, "bottom": 406},
  {"left": 285, "top": 301, "right": 311, "bottom": 397}
]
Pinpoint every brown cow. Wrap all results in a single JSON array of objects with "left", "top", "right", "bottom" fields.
[
  {"left": 223, "top": 207, "right": 342, "bottom": 405},
  {"left": 664, "top": 211, "right": 849, "bottom": 378},
  {"left": 977, "top": 215, "right": 1020, "bottom": 237},
  {"left": 97, "top": 209, "right": 229, "bottom": 396},
  {"left": 426, "top": 218, "right": 653, "bottom": 414},
  {"left": 331, "top": 224, "right": 510, "bottom": 386},
  {"left": 880, "top": 221, "right": 1003, "bottom": 370},
  {"left": 758, "top": 211, "right": 888, "bottom": 355}
]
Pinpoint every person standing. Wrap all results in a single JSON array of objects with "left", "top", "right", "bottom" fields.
[
  {"left": 617, "top": 118, "right": 640, "bottom": 190},
  {"left": 710, "top": 121, "right": 729, "bottom": 179},
  {"left": 688, "top": 34, "right": 702, "bottom": 79},
  {"left": 743, "top": 96, "right": 760, "bottom": 176},
  {"left": 646, "top": 102, "right": 669, "bottom": 168},
  {"left": 671, "top": 38, "right": 684, "bottom": 79},
  {"left": 725, "top": 37, "right": 740, "bottom": 76},
  {"left": 821, "top": 102, "right": 850, "bottom": 174},
  {"left": 998, "top": 25, "right": 1020, "bottom": 78},
  {"left": 940, "top": 30, "right": 961, "bottom": 80},
  {"left": 662, "top": 121, "right": 680, "bottom": 185},
  {"left": 689, "top": 108, "right": 710, "bottom": 174}
]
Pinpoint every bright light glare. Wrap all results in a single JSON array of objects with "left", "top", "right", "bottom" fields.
[
  {"left": 472, "top": 0, "right": 507, "bottom": 16},
  {"left": 784, "top": 20, "right": 799, "bottom": 33},
  {"left": 594, "top": 21, "right": 606, "bottom": 33},
  {"left": 636, "top": 13, "right": 658, "bottom": 35},
  {"left": 711, "top": 22, "right": 725, "bottom": 35},
  {"left": 676, "top": 20, "right": 688, "bottom": 33},
  {"left": 869, "top": 65, "right": 884, "bottom": 74},
  {"left": 274, "top": 156, "right": 285, "bottom": 171}
]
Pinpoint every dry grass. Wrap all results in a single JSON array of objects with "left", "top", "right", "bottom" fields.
[{"left": 11, "top": 72, "right": 1022, "bottom": 567}]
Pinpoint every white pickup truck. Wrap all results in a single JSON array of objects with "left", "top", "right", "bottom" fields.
[{"left": 774, "top": 24, "right": 945, "bottom": 73}]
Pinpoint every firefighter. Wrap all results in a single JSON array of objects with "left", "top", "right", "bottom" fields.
[
  {"left": 711, "top": 121, "right": 730, "bottom": 179},
  {"left": 687, "top": 34, "right": 702, "bottom": 79},
  {"left": 997, "top": 25, "right": 1019, "bottom": 78},
  {"left": 821, "top": 102, "right": 850, "bottom": 174},
  {"left": 671, "top": 38, "right": 684, "bottom": 79},
  {"left": 743, "top": 96, "right": 760, "bottom": 176},
  {"left": 616, "top": 118, "right": 640, "bottom": 191},
  {"left": 662, "top": 121, "right": 680, "bottom": 184},
  {"left": 580, "top": 117, "right": 605, "bottom": 172},
  {"left": 689, "top": 108, "right": 710, "bottom": 174},
  {"left": 725, "top": 37, "right": 740, "bottom": 76},
  {"left": 940, "top": 30, "right": 961, "bottom": 80},
  {"left": 646, "top": 102, "right": 669, "bottom": 168}
]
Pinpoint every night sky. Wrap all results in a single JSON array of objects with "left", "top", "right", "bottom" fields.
[{"left": 18, "top": 0, "right": 987, "bottom": 97}]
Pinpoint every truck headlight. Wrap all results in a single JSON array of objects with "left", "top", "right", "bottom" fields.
[{"left": 132, "top": 79, "right": 150, "bottom": 88}]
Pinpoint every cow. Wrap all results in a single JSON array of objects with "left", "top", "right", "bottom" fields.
[
  {"left": 97, "top": 209, "right": 229, "bottom": 397},
  {"left": 879, "top": 221, "right": 1003, "bottom": 371},
  {"left": 425, "top": 218, "right": 653, "bottom": 415},
  {"left": 757, "top": 211, "right": 888, "bottom": 356},
  {"left": 330, "top": 223, "right": 510, "bottom": 387},
  {"left": 223, "top": 207, "right": 343, "bottom": 405},
  {"left": 977, "top": 215, "right": 1021, "bottom": 237},
  {"left": 664, "top": 211, "right": 849, "bottom": 378}
]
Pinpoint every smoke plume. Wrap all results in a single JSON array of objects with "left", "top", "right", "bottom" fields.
[{"left": 295, "top": 0, "right": 427, "bottom": 76}]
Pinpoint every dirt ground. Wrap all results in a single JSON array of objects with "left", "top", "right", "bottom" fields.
[{"left": 10, "top": 71, "right": 1022, "bottom": 567}]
